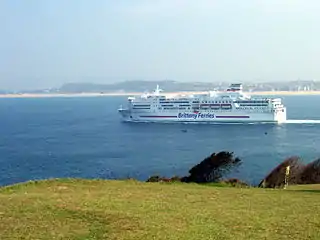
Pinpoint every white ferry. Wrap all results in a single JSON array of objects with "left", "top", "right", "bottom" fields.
[{"left": 118, "top": 83, "right": 287, "bottom": 123}]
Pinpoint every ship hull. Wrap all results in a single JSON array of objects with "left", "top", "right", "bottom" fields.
[{"left": 119, "top": 109, "right": 287, "bottom": 123}]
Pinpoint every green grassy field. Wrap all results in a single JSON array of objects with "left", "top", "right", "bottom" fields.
[{"left": 0, "top": 178, "right": 319, "bottom": 240}]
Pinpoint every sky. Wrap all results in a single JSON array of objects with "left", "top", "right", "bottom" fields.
[{"left": 0, "top": 0, "right": 320, "bottom": 90}]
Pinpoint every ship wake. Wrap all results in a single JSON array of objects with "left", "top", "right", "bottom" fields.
[
  {"left": 285, "top": 119, "right": 320, "bottom": 124},
  {"left": 123, "top": 119, "right": 320, "bottom": 125}
]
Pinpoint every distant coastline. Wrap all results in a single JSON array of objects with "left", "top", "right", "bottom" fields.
[{"left": 1, "top": 90, "right": 320, "bottom": 98}]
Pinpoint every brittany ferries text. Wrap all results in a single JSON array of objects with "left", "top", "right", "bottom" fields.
[{"left": 177, "top": 112, "right": 215, "bottom": 119}]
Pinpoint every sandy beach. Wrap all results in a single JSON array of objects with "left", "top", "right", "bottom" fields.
[{"left": 1, "top": 90, "right": 320, "bottom": 98}]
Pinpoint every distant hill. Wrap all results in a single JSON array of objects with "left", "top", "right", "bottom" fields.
[
  {"left": 57, "top": 80, "right": 320, "bottom": 93},
  {"left": 57, "top": 80, "right": 227, "bottom": 93},
  {"left": 2, "top": 79, "right": 320, "bottom": 94}
]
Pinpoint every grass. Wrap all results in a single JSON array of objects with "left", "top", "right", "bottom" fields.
[{"left": 0, "top": 178, "right": 320, "bottom": 240}]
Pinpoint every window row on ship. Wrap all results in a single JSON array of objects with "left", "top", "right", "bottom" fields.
[
  {"left": 133, "top": 104, "right": 268, "bottom": 109},
  {"left": 159, "top": 101, "right": 190, "bottom": 104},
  {"left": 169, "top": 100, "right": 269, "bottom": 104},
  {"left": 135, "top": 103, "right": 269, "bottom": 107},
  {"left": 234, "top": 100, "right": 269, "bottom": 103},
  {"left": 238, "top": 104, "right": 268, "bottom": 106},
  {"left": 157, "top": 100, "right": 270, "bottom": 103},
  {"left": 132, "top": 104, "right": 268, "bottom": 108},
  {"left": 132, "top": 109, "right": 272, "bottom": 113}
]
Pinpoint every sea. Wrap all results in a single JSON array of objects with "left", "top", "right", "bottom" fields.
[{"left": 1, "top": 94, "right": 320, "bottom": 187}]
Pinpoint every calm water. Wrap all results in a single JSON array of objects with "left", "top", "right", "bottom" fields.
[{"left": 1, "top": 95, "right": 320, "bottom": 186}]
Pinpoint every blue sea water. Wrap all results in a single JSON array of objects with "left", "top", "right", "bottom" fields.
[{"left": 1, "top": 95, "right": 320, "bottom": 187}]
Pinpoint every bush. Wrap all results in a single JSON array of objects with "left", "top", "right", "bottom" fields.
[
  {"left": 259, "top": 157, "right": 320, "bottom": 188},
  {"left": 299, "top": 159, "right": 320, "bottom": 184},
  {"left": 220, "top": 178, "right": 250, "bottom": 188},
  {"left": 146, "top": 175, "right": 182, "bottom": 183},
  {"left": 181, "top": 151, "right": 242, "bottom": 183}
]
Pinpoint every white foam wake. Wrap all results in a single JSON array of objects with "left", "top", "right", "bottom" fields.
[
  {"left": 124, "top": 119, "right": 320, "bottom": 125},
  {"left": 285, "top": 119, "right": 320, "bottom": 124}
]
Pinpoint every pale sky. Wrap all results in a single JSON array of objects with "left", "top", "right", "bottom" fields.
[{"left": 1, "top": 0, "right": 320, "bottom": 90}]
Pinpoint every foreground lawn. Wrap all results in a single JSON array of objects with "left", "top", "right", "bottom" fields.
[{"left": 0, "top": 179, "right": 319, "bottom": 240}]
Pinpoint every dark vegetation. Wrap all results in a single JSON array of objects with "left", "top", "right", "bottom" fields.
[
  {"left": 180, "top": 151, "right": 242, "bottom": 183},
  {"left": 258, "top": 156, "right": 320, "bottom": 188},
  {"left": 146, "top": 151, "right": 320, "bottom": 188}
]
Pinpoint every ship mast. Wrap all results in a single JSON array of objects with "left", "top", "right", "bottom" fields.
[{"left": 154, "top": 85, "right": 162, "bottom": 95}]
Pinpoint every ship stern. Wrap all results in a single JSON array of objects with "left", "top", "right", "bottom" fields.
[{"left": 274, "top": 107, "right": 287, "bottom": 123}]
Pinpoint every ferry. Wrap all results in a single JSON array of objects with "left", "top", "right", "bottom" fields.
[{"left": 118, "top": 83, "right": 287, "bottom": 123}]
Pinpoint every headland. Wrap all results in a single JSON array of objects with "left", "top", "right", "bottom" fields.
[
  {"left": 0, "top": 178, "right": 319, "bottom": 239},
  {"left": 1, "top": 151, "right": 320, "bottom": 239}
]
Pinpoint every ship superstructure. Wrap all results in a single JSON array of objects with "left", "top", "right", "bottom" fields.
[{"left": 118, "top": 83, "right": 287, "bottom": 123}]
